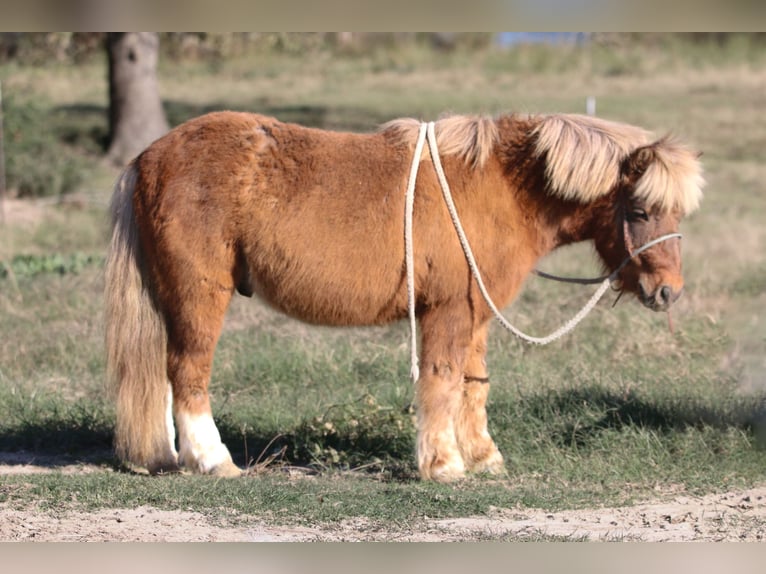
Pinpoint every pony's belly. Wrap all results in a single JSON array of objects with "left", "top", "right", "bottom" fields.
[{"left": 248, "top": 270, "right": 406, "bottom": 327}]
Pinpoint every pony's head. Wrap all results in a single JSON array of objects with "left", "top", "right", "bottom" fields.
[
  {"left": 606, "top": 140, "right": 704, "bottom": 311},
  {"left": 532, "top": 114, "right": 704, "bottom": 312}
]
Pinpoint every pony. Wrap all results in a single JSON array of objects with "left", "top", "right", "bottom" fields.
[{"left": 105, "top": 110, "right": 703, "bottom": 481}]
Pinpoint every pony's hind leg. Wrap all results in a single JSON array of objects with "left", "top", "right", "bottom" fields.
[
  {"left": 454, "top": 323, "right": 505, "bottom": 475},
  {"left": 164, "top": 286, "right": 241, "bottom": 477}
]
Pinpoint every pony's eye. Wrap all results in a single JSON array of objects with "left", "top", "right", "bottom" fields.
[{"left": 627, "top": 208, "right": 649, "bottom": 222}]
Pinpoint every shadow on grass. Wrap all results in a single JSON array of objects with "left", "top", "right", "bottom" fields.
[
  {"left": 522, "top": 385, "right": 766, "bottom": 449},
  {"left": 0, "top": 419, "right": 116, "bottom": 469},
  {"left": 216, "top": 409, "right": 418, "bottom": 480},
  {"left": 3, "top": 385, "right": 764, "bottom": 476},
  {"left": 0, "top": 411, "right": 418, "bottom": 479}
]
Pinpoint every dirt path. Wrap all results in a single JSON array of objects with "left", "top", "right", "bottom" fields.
[
  {"left": 432, "top": 488, "right": 766, "bottom": 542},
  {"left": 2, "top": 460, "right": 765, "bottom": 541}
]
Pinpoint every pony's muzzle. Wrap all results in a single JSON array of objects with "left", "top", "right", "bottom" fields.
[{"left": 641, "top": 283, "right": 683, "bottom": 312}]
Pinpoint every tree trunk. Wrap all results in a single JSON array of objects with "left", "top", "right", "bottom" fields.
[
  {"left": 106, "top": 32, "right": 169, "bottom": 165},
  {"left": 0, "top": 80, "right": 6, "bottom": 224}
]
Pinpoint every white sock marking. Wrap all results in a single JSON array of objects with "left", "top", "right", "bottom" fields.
[{"left": 175, "top": 411, "right": 233, "bottom": 473}]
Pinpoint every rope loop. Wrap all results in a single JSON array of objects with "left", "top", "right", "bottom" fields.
[{"left": 404, "top": 123, "right": 429, "bottom": 382}]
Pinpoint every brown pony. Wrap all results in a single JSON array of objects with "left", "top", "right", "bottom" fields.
[{"left": 105, "top": 111, "right": 703, "bottom": 481}]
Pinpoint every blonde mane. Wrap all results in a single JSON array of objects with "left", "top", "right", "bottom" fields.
[
  {"left": 532, "top": 114, "right": 703, "bottom": 214},
  {"left": 381, "top": 114, "right": 499, "bottom": 168},
  {"left": 382, "top": 112, "right": 703, "bottom": 214}
]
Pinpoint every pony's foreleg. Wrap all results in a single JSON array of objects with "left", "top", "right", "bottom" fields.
[
  {"left": 454, "top": 323, "right": 505, "bottom": 475},
  {"left": 415, "top": 307, "right": 471, "bottom": 482},
  {"left": 166, "top": 290, "right": 241, "bottom": 478}
]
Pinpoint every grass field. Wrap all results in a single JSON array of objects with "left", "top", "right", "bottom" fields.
[{"left": 1, "top": 36, "right": 766, "bottom": 540}]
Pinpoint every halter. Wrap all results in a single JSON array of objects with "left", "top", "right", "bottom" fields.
[
  {"left": 533, "top": 231, "right": 682, "bottom": 285},
  {"left": 404, "top": 121, "right": 682, "bottom": 382},
  {"left": 534, "top": 188, "right": 681, "bottom": 285}
]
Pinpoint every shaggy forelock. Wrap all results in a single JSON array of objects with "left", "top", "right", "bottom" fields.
[{"left": 633, "top": 138, "right": 704, "bottom": 214}]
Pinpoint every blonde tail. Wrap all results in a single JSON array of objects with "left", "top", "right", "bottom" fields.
[{"left": 105, "top": 163, "right": 178, "bottom": 473}]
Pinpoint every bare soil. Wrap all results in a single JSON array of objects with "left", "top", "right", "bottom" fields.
[
  {"left": 0, "top": 198, "right": 49, "bottom": 226},
  {"left": 1, "top": 460, "right": 765, "bottom": 541}
]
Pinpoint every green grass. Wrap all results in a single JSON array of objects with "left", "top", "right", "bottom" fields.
[{"left": 1, "top": 36, "right": 766, "bottom": 534}]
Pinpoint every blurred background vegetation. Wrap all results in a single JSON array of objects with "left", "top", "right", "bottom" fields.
[
  {"left": 1, "top": 32, "right": 765, "bottom": 199},
  {"left": 2, "top": 32, "right": 766, "bottom": 66}
]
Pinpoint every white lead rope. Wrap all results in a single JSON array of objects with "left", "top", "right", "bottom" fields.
[
  {"left": 405, "top": 123, "right": 429, "bottom": 382},
  {"left": 404, "top": 121, "right": 681, "bottom": 382}
]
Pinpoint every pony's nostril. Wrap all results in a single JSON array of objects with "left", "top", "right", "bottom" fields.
[{"left": 659, "top": 285, "right": 672, "bottom": 304}]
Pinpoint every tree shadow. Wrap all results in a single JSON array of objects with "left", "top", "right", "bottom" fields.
[
  {"left": 52, "top": 103, "right": 111, "bottom": 153},
  {"left": 53, "top": 99, "right": 395, "bottom": 159},
  {"left": 163, "top": 99, "right": 392, "bottom": 133}
]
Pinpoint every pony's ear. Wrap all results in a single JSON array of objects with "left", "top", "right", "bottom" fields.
[{"left": 622, "top": 145, "right": 656, "bottom": 180}]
